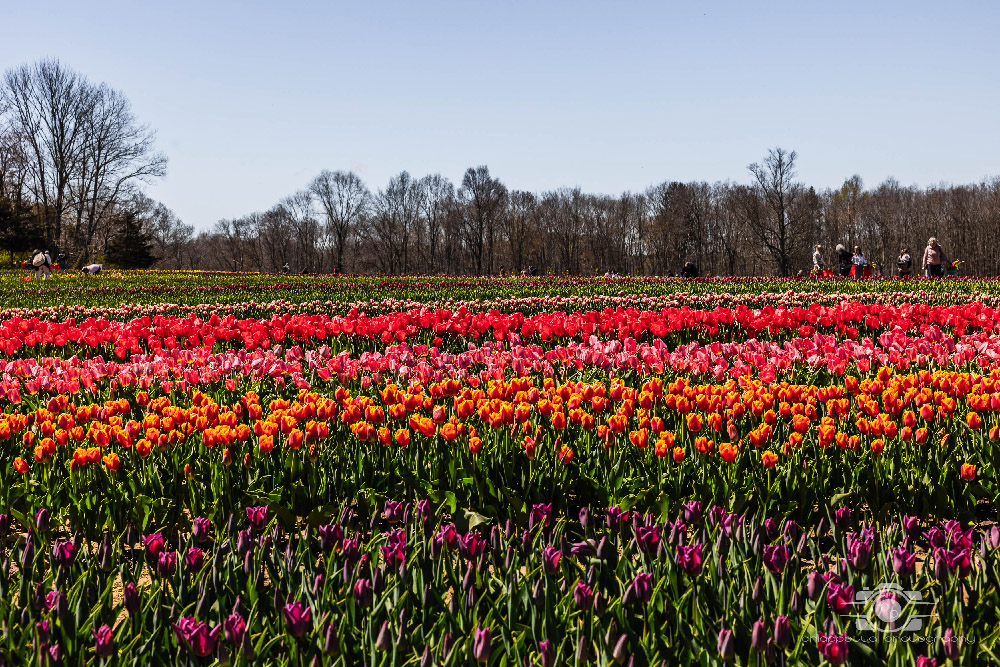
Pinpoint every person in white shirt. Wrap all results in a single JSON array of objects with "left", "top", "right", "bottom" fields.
[
  {"left": 80, "top": 264, "right": 103, "bottom": 275},
  {"left": 812, "top": 245, "right": 825, "bottom": 272},
  {"left": 851, "top": 246, "right": 867, "bottom": 278}
]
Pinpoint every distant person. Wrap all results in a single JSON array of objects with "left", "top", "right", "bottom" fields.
[
  {"left": 80, "top": 264, "right": 103, "bottom": 276},
  {"left": 31, "top": 249, "right": 51, "bottom": 280},
  {"left": 896, "top": 248, "right": 912, "bottom": 277},
  {"left": 922, "top": 237, "right": 948, "bottom": 278},
  {"left": 851, "top": 246, "right": 867, "bottom": 278},
  {"left": 498, "top": 266, "right": 506, "bottom": 276},
  {"left": 836, "top": 244, "right": 851, "bottom": 277},
  {"left": 282, "top": 262, "right": 290, "bottom": 273},
  {"left": 812, "top": 245, "right": 825, "bottom": 272},
  {"left": 681, "top": 261, "right": 698, "bottom": 278},
  {"left": 56, "top": 252, "right": 66, "bottom": 269}
]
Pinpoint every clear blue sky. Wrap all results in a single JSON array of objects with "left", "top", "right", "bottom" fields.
[{"left": 3, "top": 1, "right": 999, "bottom": 230}]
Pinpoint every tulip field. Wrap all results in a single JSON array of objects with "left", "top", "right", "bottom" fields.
[{"left": 1, "top": 272, "right": 1000, "bottom": 666}]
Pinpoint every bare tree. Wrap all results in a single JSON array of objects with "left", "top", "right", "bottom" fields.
[
  {"left": 309, "top": 170, "right": 368, "bottom": 273},
  {"left": 2, "top": 59, "right": 97, "bottom": 249},
  {"left": 747, "top": 147, "right": 806, "bottom": 276},
  {"left": 459, "top": 166, "right": 507, "bottom": 274},
  {"left": 418, "top": 174, "right": 454, "bottom": 272}
]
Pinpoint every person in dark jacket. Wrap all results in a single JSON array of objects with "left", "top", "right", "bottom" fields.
[
  {"left": 681, "top": 261, "right": 698, "bottom": 278},
  {"left": 836, "top": 244, "right": 851, "bottom": 277}
]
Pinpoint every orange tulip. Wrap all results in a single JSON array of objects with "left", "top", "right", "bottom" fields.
[
  {"left": 960, "top": 463, "right": 976, "bottom": 481},
  {"left": 103, "top": 453, "right": 120, "bottom": 470},
  {"left": 14, "top": 456, "right": 29, "bottom": 473},
  {"left": 761, "top": 450, "right": 778, "bottom": 468}
]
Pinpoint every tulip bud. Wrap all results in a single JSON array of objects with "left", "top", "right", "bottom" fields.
[
  {"left": 32, "top": 583, "right": 45, "bottom": 611},
  {"left": 0, "top": 514, "right": 10, "bottom": 537},
  {"left": 21, "top": 535, "right": 35, "bottom": 571},
  {"left": 579, "top": 507, "right": 590, "bottom": 530},
  {"left": 375, "top": 621, "right": 392, "bottom": 652},
  {"left": 717, "top": 628, "right": 735, "bottom": 660},
  {"left": 751, "top": 620, "right": 767, "bottom": 653},
  {"left": 395, "top": 623, "right": 408, "bottom": 652},
  {"left": 942, "top": 628, "right": 959, "bottom": 660},
  {"left": 751, "top": 576, "right": 764, "bottom": 603},
  {"left": 532, "top": 577, "right": 545, "bottom": 607},
  {"left": 442, "top": 632, "right": 455, "bottom": 660},
  {"left": 473, "top": 627, "right": 491, "bottom": 663},
  {"left": 789, "top": 590, "right": 803, "bottom": 615},
  {"left": 539, "top": 639, "right": 555, "bottom": 667},
  {"left": 575, "top": 636, "right": 589, "bottom": 662},
  {"left": 420, "top": 644, "right": 432, "bottom": 667},
  {"left": 806, "top": 571, "right": 823, "bottom": 600},
  {"left": 35, "top": 508, "right": 50, "bottom": 534},
  {"left": 774, "top": 615, "right": 792, "bottom": 648},
  {"left": 372, "top": 567, "right": 384, "bottom": 594},
  {"left": 323, "top": 623, "right": 340, "bottom": 656},
  {"left": 613, "top": 634, "right": 629, "bottom": 664}
]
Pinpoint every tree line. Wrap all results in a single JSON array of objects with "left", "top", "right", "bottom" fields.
[{"left": 4, "top": 60, "right": 1000, "bottom": 276}]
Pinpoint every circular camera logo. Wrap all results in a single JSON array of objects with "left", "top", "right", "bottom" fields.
[{"left": 851, "top": 583, "right": 933, "bottom": 633}]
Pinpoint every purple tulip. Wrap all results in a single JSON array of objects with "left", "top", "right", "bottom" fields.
[
  {"left": 606, "top": 506, "right": 629, "bottom": 531},
  {"left": 123, "top": 582, "right": 140, "bottom": 615},
  {"left": 806, "top": 571, "right": 824, "bottom": 600},
  {"left": 185, "top": 548, "right": 204, "bottom": 571},
  {"left": 142, "top": 533, "right": 164, "bottom": 562},
  {"left": 283, "top": 601, "right": 311, "bottom": 638},
  {"left": 933, "top": 547, "right": 952, "bottom": 580},
  {"left": 635, "top": 525, "right": 661, "bottom": 554},
  {"left": 924, "top": 527, "right": 945, "bottom": 549},
  {"left": 782, "top": 519, "right": 800, "bottom": 543},
  {"left": 720, "top": 512, "right": 743, "bottom": 538},
  {"left": 627, "top": 571, "right": 654, "bottom": 606},
  {"left": 459, "top": 532, "right": 487, "bottom": 561},
  {"left": 224, "top": 611, "right": 246, "bottom": 646},
  {"left": 318, "top": 523, "right": 342, "bottom": 551},
  {"left": 675, "top": 543, "right": 703, "bottom": 575},
  {"left": 901, "top": 515, "right": 921, "bottom": 539},
  {"left": 529, "top": 504, "right": 553, "bottom": 530},
  {"left": 826, "top": 583, "right": 854, "bottom": 614},
  {"left": 46, "top": 590, "right": 67, "bottom": 615},
  {"left": 817, "top": 633, "right": 848, "bottom": 665},
  {"left": 943, "top": 628, "right": 960, "bottom": 660},
  {"left": 682, "top": 500, "right": 703, "bottom": 524},
  {"left": 415, "top": 499, "right": 432, "bottom": 522},
  {"left": 573, "top": 580, "right": 594, "bottom": 610},
  {"left": 833, "top": 507, "right": 851, "bottom": 531},
  {"left": 751, "top": 620, "right": 767, "bottom": 653},
  {"left": 762, "top": 544, "right": 789, "bottom": 574},
  {"left": 539, "top": 639, "right": 556, "bottom": 667},
  {"left": 353, "top": 578, "right": 372, "bottom": 608},
  {"left": 383, "top": 500, "right": 405, "bottom": 523},
  {"left": 774, "top": 615, "right": 791, "bottom": 648},
  {"left": 157, "top": 551, "right": 177, "bottom": 578},
  {"left": 472, "top": 626, "right": 491, "bottom": 663},
  {"left": 577, "top": 506, "right": 590, "bottom": 530},
  {"left": 570, "top": 540, "right": 597, "bottom": 557},
  {"left": 916, "top": 656, "right": 938, "bottom": 667},
  {"left": 986, "top": 526, "right": 1000, "bottom": 551},
  {"left": 35, "top": 508, "right": 50, "bottom": 533},
  {"left": 763, "top": 517, "right": 779, "bottom": 541},
  {"left": 717, "top": 628, "right": 735, "bottom": 660},
  {"left": 192, "top": 517, "right": 211, "bottom": 543},
  {"left": 52, "top": 540, "right": 77, "bottom": 568},
  {"left": 890, "top": 547, "right": 916, "bottom": 576},
  {"left": 246, "top": 506, "right": 268, "bottom": 533},
  {"left": 848, "top": 538, "right": 871, "bottom": 571},
  {"left": 542, "top": 545, "right": 561, "bottom": 574},
  {"left": 173, "top": 617, "right": 222, "bottom": 657},
  {"left": 37, "top": 619, "right": 50, "bottom": 643},
  {"left": 92, "top": 624, "right": 115, "bottom": 658},
  {"left": 0, "top": 514, "right": 9, "bottom": 537},
  {"left": 45, "top": 643, "right": 61, "bottom": 667}
]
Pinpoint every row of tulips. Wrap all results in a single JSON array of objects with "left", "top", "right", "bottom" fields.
[
  {"left": 0, "top": 500, "right": 997, "bottom": 665},
  {"left": 9, "top": 301, "right": 1000, "bottom": 358},
  {"left": 1, "top": 361, "right": 995, "bottom": 535},
  {"left": 6, "top": 287, "right": 1000, "bottom": 324}
]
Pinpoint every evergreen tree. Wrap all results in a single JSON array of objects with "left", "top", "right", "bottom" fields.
[{"left": 105, "top": 211, "right": 157, "bottom": 268}]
